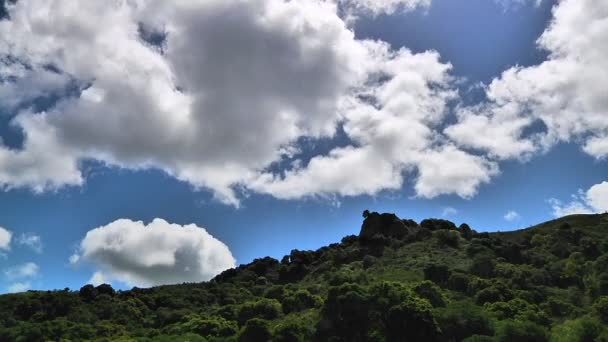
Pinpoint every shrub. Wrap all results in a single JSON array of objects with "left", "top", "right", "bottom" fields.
[
  {"left": 424, "top": 264, "right": 451, "bottom": 285},
  {"left": 495, "top": 320, "right": 548, "bottom": 342},
  {"left": 412, "top": 281, "right": 446, "bottom": 307},
  {"left": 436, "top": 302, "right": 493, "bottom": 341},
  {"left": 386, "top": 298, "right": 441, "bottom": 341},
  {"left": 281, "top": 289, "right": 322, "bottom": 314},
  {"left": 238, "top": 318, "right": 271, "bottom": 342},
  {"left": 362, "top": 255, "right": 376, "bottom": 269},
  {"left": 594, "top": 296, "right": 608, "bottom": 323},
  {"left": 475, "top": 287, "right": 503, "bottom": 305},
  {"left": 273, "top": 314, "right": 316, "bottom": 342},
  {"left": 448, "top": 272, "right": 470, "bottom": 292},
  {"left": 172, "top": 315, "right": 237, "bottom": 338},
  {"left": 318, "top": 282, "right": 440, "bottom": 341},
  {"left": 549, "top": 317, "right": 608, "bottom": 342},
  {"left": 470, "top": 256, "right": 496, "bottom": 278},
  {"left": 237, "top": 299, "right": 282, "bottom": 325},
  {"left": 435, "top": 230, "right": 461, "bottom": 248}
]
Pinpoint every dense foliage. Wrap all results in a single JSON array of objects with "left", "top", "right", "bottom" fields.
[{"left": 1, "top": 212, "right": 608, "bottom": 341}]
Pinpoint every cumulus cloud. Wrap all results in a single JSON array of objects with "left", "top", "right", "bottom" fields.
[
  {"left": 446, "top": 0, "right": 608, "bottom": 160},
  {"left": 338, "top": 0, "right": 431, "bottom": 15},
  {"left": 0, "top": 226, "right": 11, "bottom": 251},
  {"left": 441, "top": 207, "right": 458, "bottom": 217},
  {"left": 1, "top": 0, "right": 603, "bottom": 207},
  {"left": 72, "top": 218, "right": 236, "bottom": 287},
  {"left": 5, "top": 262, "right": 39, "bottom": 280},
  {"left": 504, "top": 210, "right": 521, "bottom": 222},
  {"left": 549, "top": 181, "right": 608, "bottom": 217},
  {"left": 16, "top": 233, "right": 43, "bottom": 253},
  {"left": 0, "top": 0, "right": 502, "bottom": 205},
  {"left": 7, "top": 282, "right": 31, "bottom": 293}
]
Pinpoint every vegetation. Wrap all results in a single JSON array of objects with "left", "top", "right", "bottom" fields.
[{"left": 1, "top": 212, "right": 608, "bottom": 341}]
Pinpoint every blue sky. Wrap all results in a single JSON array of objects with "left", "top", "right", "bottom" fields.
[{"left": 0, "top": 0, "right": 606, "bottom": 293}]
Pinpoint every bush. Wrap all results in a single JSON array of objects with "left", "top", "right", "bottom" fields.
[
  {"left": 594, "top": 296, "right": 608, "bottom": 323},
  {"left": 362, "top": 255, "right": 376, "bottom": 269},
  {"left": 318, "top": 282, "right": 441, "bottom": 341},
  {"left": 475, "top": 287, "right": 503, "bottom": 305},
  {"left": 435, "top": 230, "right": 461, "bottom": 248},
  {"left": 281, "top": 289, "right": 322, "bottom": 314},
  {"left": 495, "top": 320, "right": 548, "bottom": 342},
  {"left": 436, "top": 302, "right": 493, "bottom": 341},
  {"left": 237, "top": 299, "right": 282, "bottom": 325},
  {"left": 485, "top": 299, "right": 550, "bottom": 326},
  {"left": 273, "top": 314, "right": 316, "bottom": 342},
  {"left": 470, "top": 256, "right": 496, "bottom": 278},
  {"left": 238, "top": 318, "right": 271, "bottom": 342},
  {"left": 386, "top": 298, "right": 441, "bottom": 341},
  {"left": 549, "top": 317, "right": 608, "bottom": 342},
  {"left": 447, "top": 273, "right": 470, "bottom": 292},
  {"left": 412, "top": 281, "right": 446, "bottom": 307},
  {"left": 170, "top": 315, "right": 237, "bottom": 338},
  {"left": 424, "top": 264, "right": 451, "bottom": 285}
]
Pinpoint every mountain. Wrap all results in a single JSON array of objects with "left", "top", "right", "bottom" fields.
[{"left": 1, "top": 212, "right": 607, "bottom": 341}]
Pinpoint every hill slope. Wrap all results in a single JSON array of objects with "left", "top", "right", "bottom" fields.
[{"left": 1, "top": 212, "right": 607, "bottom": 341}]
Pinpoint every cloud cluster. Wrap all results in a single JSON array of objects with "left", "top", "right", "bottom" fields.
[
  {"left": 447, "top": 0, "right": 608, "bottom": 161},
  {"left": 550, "top": 181, "right": 608, "bottom": 217},
  {"left": 0, "top": 0, "right": 501, "bottom": 206},
  {"left": 72, "top": 218, "right": 236, "bottom": 287},
  {"left": 5, "top": 262, "right": 39, "bottom": 279},
  {"left": 338, "top": 0, "right": 431, "bottom": 15},
  {"left": 17, "top": 233, "right": 43, "bottom": 253},
  {"left": 0, "top": 0, "right": 605, "bottom": 207},
  {"left": 4, "top": 262, "right": 39, "bottom": 293}
]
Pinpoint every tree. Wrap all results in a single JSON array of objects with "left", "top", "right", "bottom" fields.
[
  {"left": 424, "top": 264, "right": 451, "bottom": 285},
  {"left": 237, "top": 299, "right": 282, "bottom": 324},
  {"left": 239, "top": 318, "right": 271, "bottom": 342},
  {"left": 594, "top": 296, "right": 608, "bottom": 323}
]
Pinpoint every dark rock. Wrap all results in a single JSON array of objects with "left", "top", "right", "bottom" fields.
[
  {"left": 360, "top": 212, "right": 409, "bottom": 240},
  {"left": 420, "top": 219, "right": 457, "bottom": 231}
]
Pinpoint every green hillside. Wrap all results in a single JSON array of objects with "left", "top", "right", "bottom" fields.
[{"left": 1, "top": 212, "right": 607, "bottom": 341}]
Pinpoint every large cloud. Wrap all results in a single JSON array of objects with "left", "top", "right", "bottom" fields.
[
  {"left": 5, "top": 262, "right": 39, "bottom": 279},
  {"left": 446, "top": 0, "right": 608, "bottom": 160},
  {"left": 72, "top": 218, "right": 236, "bottom": 287},
  {"left": 549, "top": 181, "right": 608, "bottom": 217},
  {"left": 0, "top": 0, "right": 501, "bottom": 205}
]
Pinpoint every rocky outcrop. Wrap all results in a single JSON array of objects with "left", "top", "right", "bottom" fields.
[{"left": 360, "top": 212, "right": 419, "bottom": 240}]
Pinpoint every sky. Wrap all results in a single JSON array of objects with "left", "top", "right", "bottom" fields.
[{"left": 0, "top": 0, "right": 606, "bottom": 293}]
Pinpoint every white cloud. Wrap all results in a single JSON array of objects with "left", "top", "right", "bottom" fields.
[
  {"left": 338, "top": 0, "right": 431, "bottom": 15},
  {"left": 73, "top": 218, "right": 236, "bottom": 287},
  {"left": 447, "top": 0, "right": 608, "bottom": 160},
  {"left": 504, "top": 210, "right": 521, "bottom": 222},
  {"left": 89, "top": 271, "right": 108, "bottom": 287},
  {"left": 0, "top": 0, "right": 603, "bottom": 207},
  {"left": 441, "top": 206, "right": 458, "bottom": 217},
  {"left": 7, "top": 282, "right": 31, "bottom": 293},
  {"left": 5, "top": 262, "right": 39, "bottom": 279},
  {"left": 587, "top": 182, "right": 608, "bottom": 213},
  {"left": 0, "top": 0, "right": 502, "bottom": 205},
  {"left": 68, "top": 254, "right": 80, "bottom": 265},
  {"left": 549, "top": 181, "right": 608, "bottom": 217},
  {"left": 0, "top": 226, "right": 11, "bottom": 251},
  {"left": 17, "top": 233, "right": 43, "bottom": 253}
]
